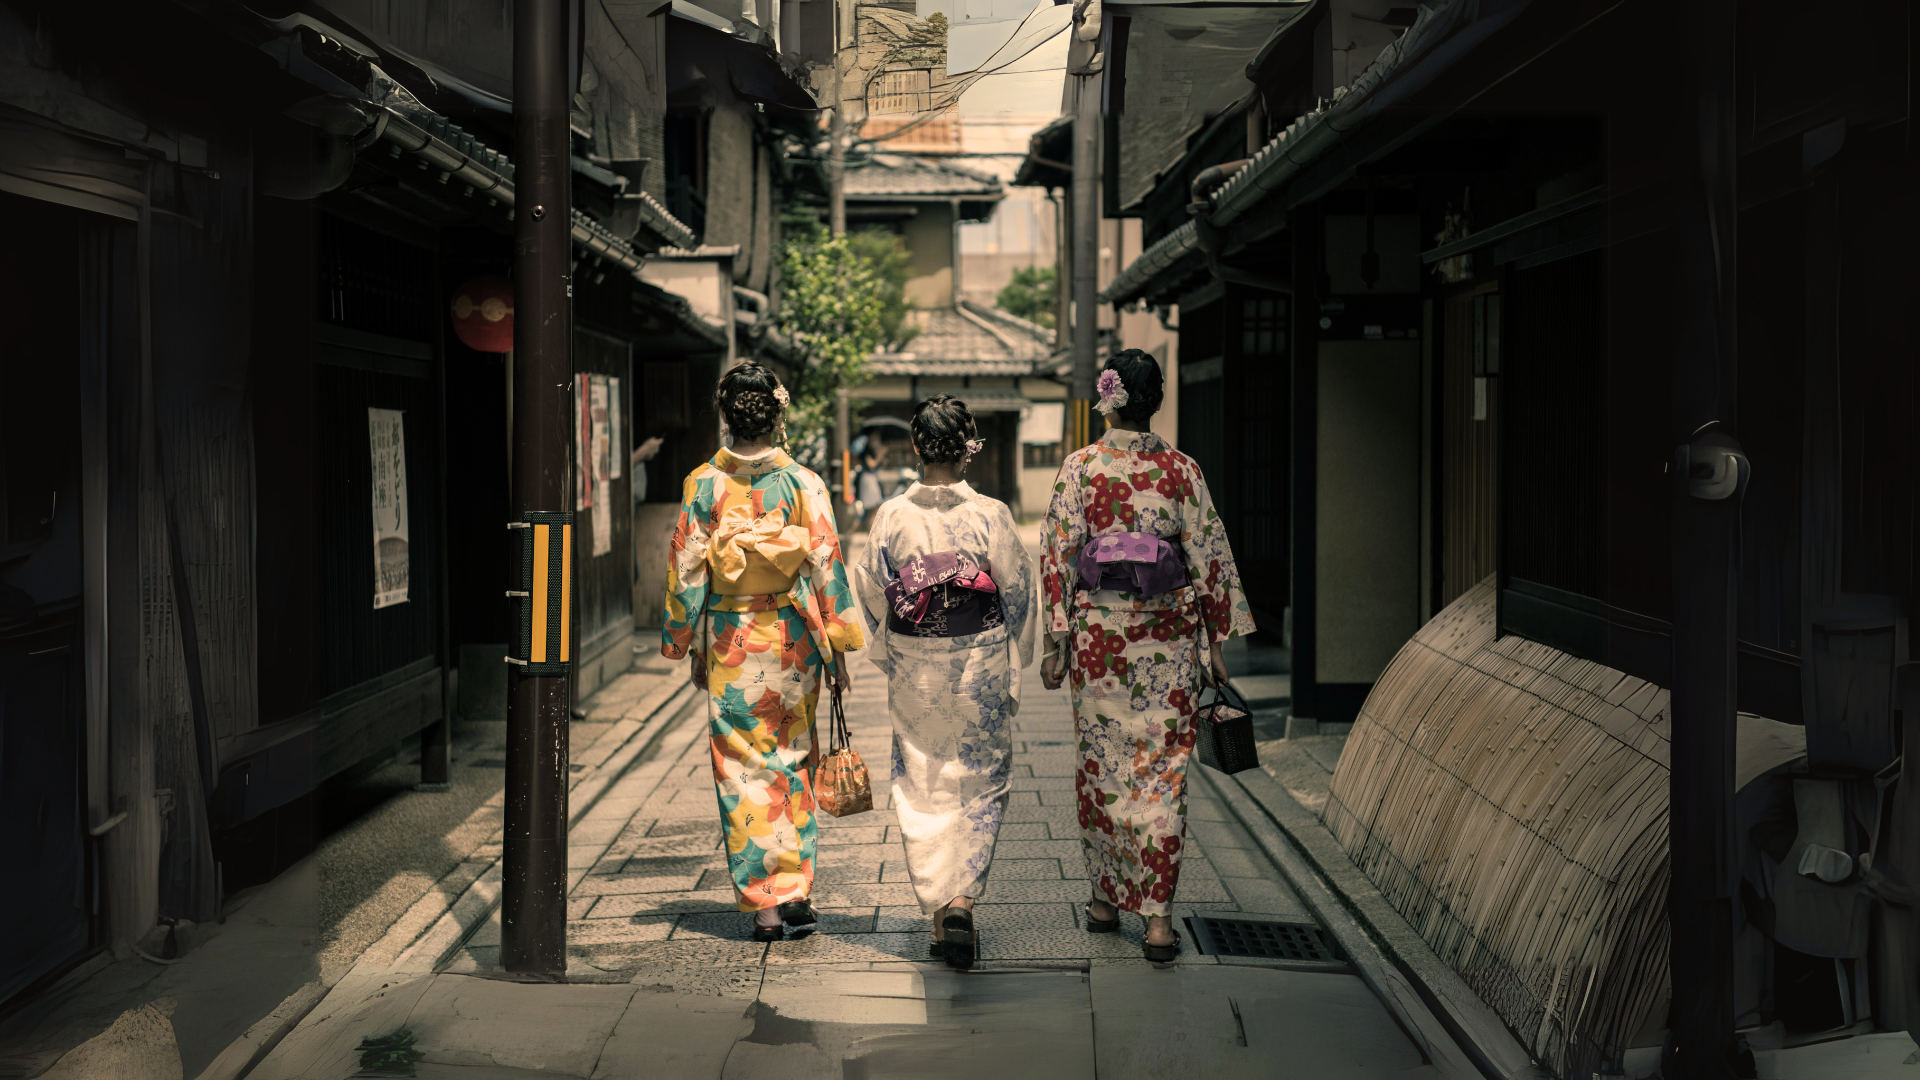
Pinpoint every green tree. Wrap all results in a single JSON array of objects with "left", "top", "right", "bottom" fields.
[
  {"left": 846, "top": 228, "right": 920, "bottom": 352},
  {"left": 996, "top": 265, "right": 1056, "bottom": 329},
  {"left": 777, "top": 232, "right": 889, "bottom": 469}
]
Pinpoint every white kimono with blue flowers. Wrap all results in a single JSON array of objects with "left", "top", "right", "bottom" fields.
[{"left": 854, "top": 482, "right": 1038, "bottom": 914}]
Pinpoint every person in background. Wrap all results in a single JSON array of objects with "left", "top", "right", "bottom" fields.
[
  {"left": 1038, "top": 349, "right": 1256, "bottom": 962},
  {"left": 631, "top": 434, "right": 664, "bottom": 504},
  {"left": 852, "top": 396, "right": 1037, "bottom": 968},
  {"left": 631, "top": 435, "right": 664, "bottom": 584},
  {"left": 855, "top": 442, "right": 887, "bottom": 532},
  {"left": 660, "top": 362, "right": 864, "bottom": 941}
]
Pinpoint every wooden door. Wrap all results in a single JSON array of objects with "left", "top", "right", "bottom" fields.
[{"left": 1440, "top": 287, "right": 1499, "bottom": 607}]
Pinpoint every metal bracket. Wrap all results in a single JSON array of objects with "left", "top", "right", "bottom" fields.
[{"left": 1675, "top": 427, "right": 1749, "bottom": 501}]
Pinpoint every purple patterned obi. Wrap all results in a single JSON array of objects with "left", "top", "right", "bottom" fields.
[
  {"left": 883, "top": 551, "right": 1003, "bottom": 638},
  {"left": 1077, "top": 532, "right": 1188, "bottom": 597}
]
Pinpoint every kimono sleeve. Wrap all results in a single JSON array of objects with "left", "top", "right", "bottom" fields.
[
  {"left": 990, "top": 499, "right": 1040, "bottom": 669},
  {"left": 852, "top": 501, "right": 896, "bottom": 676},
  {"left": 661, "top": 471, "right": 713, "bottom": 659},
  {"left": 1176, "top": 455, "right": 1257, "bottom": 644},
  {"left": 1040, "top": 451, "right": 1090, "bottom": 635},
  {"left": 794, "top": 468, "right": 866, "bottom": 654}
]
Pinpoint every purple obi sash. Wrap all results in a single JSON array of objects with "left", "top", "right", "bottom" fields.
[
  {"left": 883, "top": 551, "right": 1003, "bottom": 638},
  {"left": 1076, "top": 532, "right": 1188, "bottom": 597}
]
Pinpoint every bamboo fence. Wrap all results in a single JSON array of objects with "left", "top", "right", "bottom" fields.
[{"left": 1324, "top": 578, "right": 1670, "bottom": 1079}]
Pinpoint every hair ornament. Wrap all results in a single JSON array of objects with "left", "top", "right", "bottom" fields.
[
  {"left": 772, "top": 384, "right": 790, "bottom": 407},
  {"left": 1095, "top": 368, "right": 1129, "bottom": 415},
  {"left": 964, "top": 437, "right": 984, "bottom": 456}
]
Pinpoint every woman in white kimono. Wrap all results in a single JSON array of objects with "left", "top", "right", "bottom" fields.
[{"left": 854, "top": 395, "right": 1038, "bottom": 968}]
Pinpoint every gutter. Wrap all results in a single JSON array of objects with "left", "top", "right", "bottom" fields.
[{"left": 369, "top": 105, "right": 698, "bottom": 262}]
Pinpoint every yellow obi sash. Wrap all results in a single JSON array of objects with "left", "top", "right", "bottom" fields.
[{"left": 708, "top": 502, "right": 810, "bottom": 595}]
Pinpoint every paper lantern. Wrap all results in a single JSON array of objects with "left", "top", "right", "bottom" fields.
[{"left": 450, "top": 275, "right": 515, "bottom": 352}]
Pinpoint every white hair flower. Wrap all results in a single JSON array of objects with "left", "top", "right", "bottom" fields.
[
  {"left": 964, "top": 437, "right": 984, "bottom": 456},
  {"left": 772, "top": 384, "right": 790, "bottom": 407},
  {"left": 1095, "top": 369, "right": 1129, "bottom": 415}
]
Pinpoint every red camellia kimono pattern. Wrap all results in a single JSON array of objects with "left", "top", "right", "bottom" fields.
[{"left": 1041, "top": 427, "right": 1255, "bottom": 917}]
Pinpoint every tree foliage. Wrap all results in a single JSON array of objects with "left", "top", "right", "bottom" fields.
[
  {"left": 996, "top": 265, "right": 1056, "bottom": 329},
  {"left": 846, "top": 228, "right": 920, "bottom": 352},
  {"left": 777, "top": 229, "right": 890, "bottom": 469}
]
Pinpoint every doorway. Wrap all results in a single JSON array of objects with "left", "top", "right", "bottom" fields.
[{"left": 0, "top": 192, "right": 93, "bottom": 1002}]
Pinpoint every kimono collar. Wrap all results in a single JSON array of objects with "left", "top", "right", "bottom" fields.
[
  {"left": 1101, "top": 427, "right": 1168, "bottom": 454},
  {"left": 905, "top": 480, "right": 976, "bottom": 509},
  {"left": 712, "top": 446, "right": 794, "bottom": 477}
]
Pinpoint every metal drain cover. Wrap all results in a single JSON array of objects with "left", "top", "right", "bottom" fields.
[{"left": 1188, "top": 917, "right": 1344, "bottom": 964}]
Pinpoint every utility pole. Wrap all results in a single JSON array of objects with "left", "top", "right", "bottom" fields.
[
  {"left": 1068, "top": 75, "right": 1099, "bottom": 448},
  {"left": 1664, "top": 1, "right": 1742, "bottom": 1075},
  {"left": 503, "top": 0, "right": 572, "bottom": 978},
  {"left": 828, "top": 3, "right": 847, "bottom": 237}
]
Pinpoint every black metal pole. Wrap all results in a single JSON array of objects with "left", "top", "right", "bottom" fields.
[
  {"left": 1664, "top": 1, "right": 1741, "bottom": 1075},
  {"left": 503, "top": 0, "right": 571, "bottom": 977}
]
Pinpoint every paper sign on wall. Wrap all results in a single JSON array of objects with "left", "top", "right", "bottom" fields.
[
  {"left": 608, "top": 376, "right": 623, "bottom": 479},
  {"left": 576, "top": 378, "right": 591, "bottom": 511},
  {"left": 368, "top": 407, "right": 410, "bottom": 609},
  {"left": 590, "top": 374, "right": 613, "bottom": 557}
]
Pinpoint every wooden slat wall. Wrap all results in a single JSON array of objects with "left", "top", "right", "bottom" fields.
[{"left": 1325, "top": 577, "right": 1670, "bottom": 1079}]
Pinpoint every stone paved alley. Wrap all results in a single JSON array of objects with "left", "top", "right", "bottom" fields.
[{"left": 244, "top": 529, "right": 1453, "bottom": 1079}]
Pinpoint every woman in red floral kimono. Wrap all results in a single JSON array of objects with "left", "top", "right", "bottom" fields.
[{"left": 1039, "top": 350, "right": 1256, "bottom": 961}]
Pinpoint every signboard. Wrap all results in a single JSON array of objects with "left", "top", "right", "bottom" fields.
[
  {"left": 368, "top": 407, "right": 410, "bottom": 609},
  {"left": 589, "top": 374, "right": 613, "bottom": 557}
]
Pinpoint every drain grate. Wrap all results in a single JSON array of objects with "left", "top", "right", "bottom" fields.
[{"left": 1188, "top": 917, "right": 1344, "bottom": 963}]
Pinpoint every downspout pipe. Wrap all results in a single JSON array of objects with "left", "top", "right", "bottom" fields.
[{"left": 1189, "top": 160, "right": 1290, "bottom": 294}]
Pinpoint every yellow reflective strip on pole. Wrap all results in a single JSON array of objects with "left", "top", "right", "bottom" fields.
[
  {"left": 531, "top": 523, "right": 549, "bottom": 662},
  {"left": 559, "top": 523, "right": 572, "bottom": 661}
]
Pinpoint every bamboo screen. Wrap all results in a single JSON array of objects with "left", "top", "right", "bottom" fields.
[{"left": 1324, "top": 578, "right": 1670, "bottom": 1080}]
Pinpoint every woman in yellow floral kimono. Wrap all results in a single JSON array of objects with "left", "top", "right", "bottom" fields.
[{"left": 661, "top": 363, "right": 864, "bottom": 941}]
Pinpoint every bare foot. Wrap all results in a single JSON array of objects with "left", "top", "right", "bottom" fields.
[
  {"left": 1144, "top": 915, "right": 1177, "bottom": 947},
  {"left": 1088, "top": 897, "right": 1118, "bottom": 922}
]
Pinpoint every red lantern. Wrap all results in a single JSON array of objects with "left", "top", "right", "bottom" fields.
[{"left": 450, "top": 275, "right": 515, "bottom": 352}]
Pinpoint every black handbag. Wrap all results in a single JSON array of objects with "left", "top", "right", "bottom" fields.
[{"left": 1193, "top": 680, "right": 1260, "bottom": 775}]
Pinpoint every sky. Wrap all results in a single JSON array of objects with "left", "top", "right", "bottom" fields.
[{"left": 916, "top": 0, "right": 1071, "bottom": 131}]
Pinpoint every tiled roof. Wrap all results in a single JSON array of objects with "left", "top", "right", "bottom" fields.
[
  {"left": 843, "top": 154, "right": 1004, "bottom": 200},
  {"left": 866, "top": 302, "right": 1052, "bottom": 376}
]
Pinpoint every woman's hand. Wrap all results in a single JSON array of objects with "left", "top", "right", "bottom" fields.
[
  {"left": 1040, "top": 637, "right": 1068, "bottom": 690},
  {"left": 689, "top": 649, "right": 708, "bottom": 691},
  {"left": 1199, "top": 640, "right": 1230, "bottom": 689}
]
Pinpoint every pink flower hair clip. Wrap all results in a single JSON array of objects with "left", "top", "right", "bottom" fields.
[
  {"left": 1095, "top": 369, "right": 1129, "bottom": 415},
  {"left": 772, "top": 384, "right": 790, "bottom": 407},
  {"left": 964, "top": 437, "right": 984, "bottom": 456}
]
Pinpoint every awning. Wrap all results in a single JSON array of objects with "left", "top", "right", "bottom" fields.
[
  {"left": 666, "top": 16, "right": 819, "bottom": 117},
  {"left": 1012, "top": 116, "right": 1073, "bottom": 189},
  {"left": 1107, "top": 2, "right": 1313, "bottom": 212}
]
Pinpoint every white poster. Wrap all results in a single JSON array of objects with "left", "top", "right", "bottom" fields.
[
  {"left": 607, "top": 375, "right": 623, "bottom": 479},
  {"left": 575, "top": 378, "right": 591, "bottom": 511},
  {"left": 590, "top": 374, "right": 613, "bottom": 557},
  {"left": 368, "top": 408, "right": 410, "bottom": 609}
]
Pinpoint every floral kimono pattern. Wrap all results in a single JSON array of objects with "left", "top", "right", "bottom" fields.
[
  {"left": 662, "top": 446, "right": 864, "bottom": 911},
  {"left": 1041, "top": 428, "right": 1255, "bottom": 917},
  {"left": 854, "top": 482, "right": 1038, "bottom": 915}
]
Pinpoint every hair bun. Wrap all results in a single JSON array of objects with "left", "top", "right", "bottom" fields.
[
  {"left": 910, "top": 394, "right": 978, "bottom": 465},
  {"left": 715, "top": 362, "right": 786, "bottom": 441},
  {"left": 1102, "top": 349, "right": 1164, "bottom": 422}
]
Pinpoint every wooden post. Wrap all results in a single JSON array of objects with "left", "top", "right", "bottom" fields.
[
  {"left": 1664, "top": 1, "right": 1742, "bottom": 1074},
  {"left": 503, "top": 0, "right": 572, "bottom": 977}
]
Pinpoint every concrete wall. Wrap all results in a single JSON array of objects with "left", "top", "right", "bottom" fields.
[
  {"left": 704, "top": 107, "right": 756, "bottom": 278},
  {"left": 1316, "top": 339, "right": 1422, "bottom": 683},
  {"left": 902, "top": 201, "right": 955, "bottom": 308}
]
